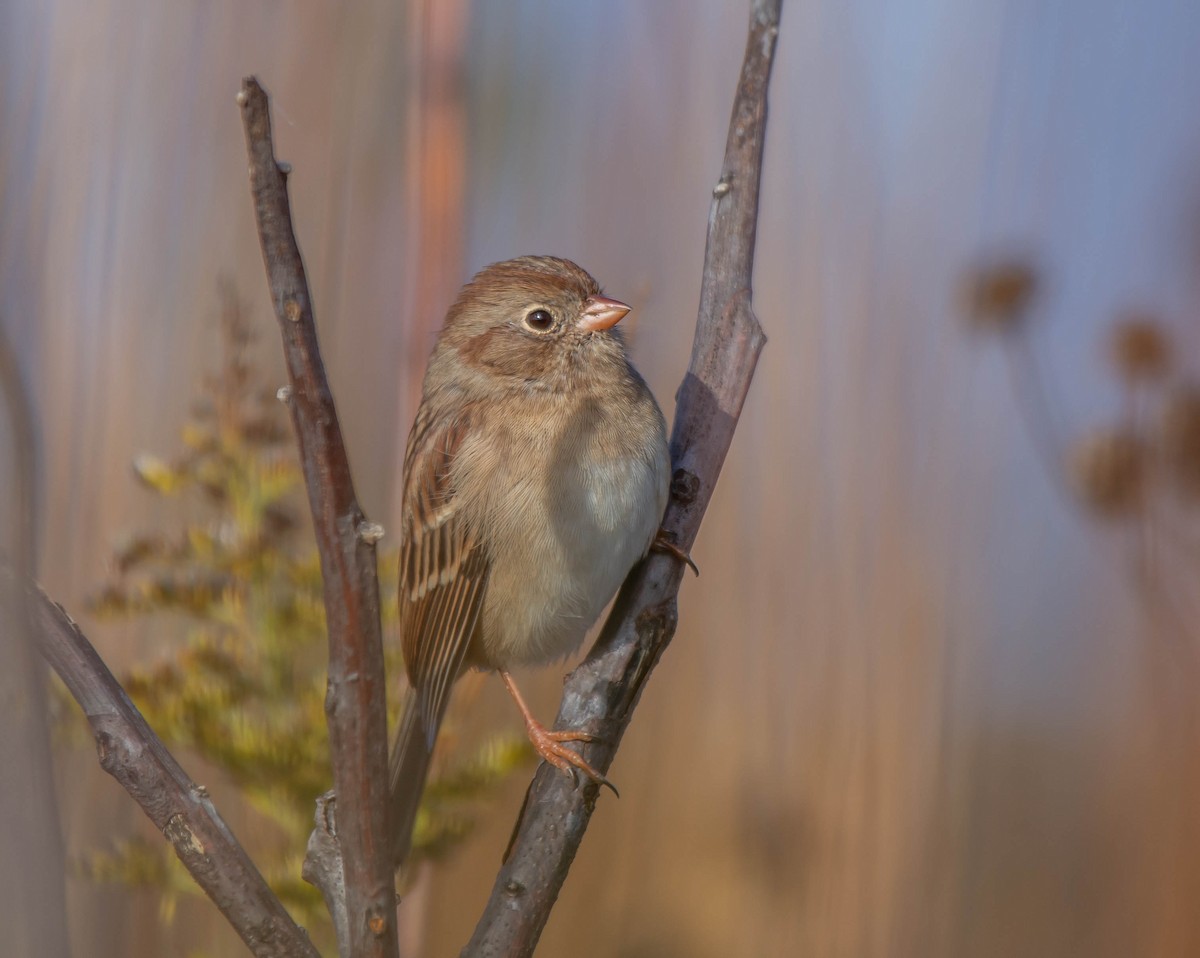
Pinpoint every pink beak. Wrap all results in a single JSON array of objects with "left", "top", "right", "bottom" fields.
[{"left": 578, "top": 295, "right": 631, "bottom": 332}]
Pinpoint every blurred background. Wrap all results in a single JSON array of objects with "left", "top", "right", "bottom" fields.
[{"left": 5, "top": 0, "right": 1200, "bottom": 955}]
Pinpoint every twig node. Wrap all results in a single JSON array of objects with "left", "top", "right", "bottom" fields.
[
  {"left": 670, "top": 468, "right": 700, "bottom": 504},
  {"left": 357, "top": 520, "right": 385, "bottom": 543}
]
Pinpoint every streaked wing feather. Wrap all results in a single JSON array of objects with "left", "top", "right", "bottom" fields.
[{"left": 399, "top": 407, "right": 488, "bottom": 744}]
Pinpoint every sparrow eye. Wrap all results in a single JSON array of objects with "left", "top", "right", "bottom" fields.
[{"left": 523, "top": 308, "right": 554, "bottom": 333}]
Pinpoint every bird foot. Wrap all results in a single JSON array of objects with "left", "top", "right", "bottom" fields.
[
  {"left": 524, "top": 720, "right": 619, "bottom": 797},
  {"left": 652, "top": 530, "right": 699, "bottom": 576},
  {"left": 499, "top": 670, "right": 618, "bottom": 796}
]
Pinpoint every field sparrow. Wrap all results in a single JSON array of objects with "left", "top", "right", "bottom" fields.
[{"left": 387, "top": 255, "right": 686, "bottom": 866}]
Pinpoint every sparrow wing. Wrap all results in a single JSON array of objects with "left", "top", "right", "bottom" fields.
[{"left": 398, "top": 405, "right": 489, "bottom": 745}]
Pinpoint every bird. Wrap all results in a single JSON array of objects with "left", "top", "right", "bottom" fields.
[{"left": 387, "top": 255, "right": 688, "bottom": 867}]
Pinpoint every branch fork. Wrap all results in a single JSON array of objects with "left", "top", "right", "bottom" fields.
[{"left": 25, "top": 2, "right": 783, "bottom": 955}]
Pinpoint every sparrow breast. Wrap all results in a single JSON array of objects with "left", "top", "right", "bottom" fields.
[{"left": 462, "top": 380, "right": 669, "bottom": 669}]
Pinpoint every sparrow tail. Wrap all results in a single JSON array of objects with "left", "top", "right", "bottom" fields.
[{"left": 388, "top": 693, "right": 434, "bottom": 869}]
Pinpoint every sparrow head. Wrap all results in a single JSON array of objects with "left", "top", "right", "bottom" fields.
[{"left": 431, "top": 255, "right": 634, "bottom": 395}]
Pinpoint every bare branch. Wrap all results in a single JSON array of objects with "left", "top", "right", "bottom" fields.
[
  {"left": 0, "top": 316, "right": 71, "bottom": 957},
  {"left": 25, "top": 583, "right": 321, "bottom": 958},
  {"left": 303, "top": 793, "right": 351, "bottom": 953},
  {"left": 461, "top": 1, "right": 781, "bottom": 954},
  {"left": 0, "top": 317, "right": 37, "bottom": 580},
  {"left": 238, "top": 77, "right": 397, "bottom": 958}
]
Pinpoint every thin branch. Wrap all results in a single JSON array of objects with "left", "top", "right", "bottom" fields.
[
  {"left": 24, "top": 582, "right": 321, "bottom": 958},
  {"left": 0, "top": 317, "right": 37, "bottom": 580},
  {"left": 238, "top": 77, "right": 397, "bottom": 958},
  {"left": 461, "top": 2, "right": 780, "bottom": 955},
  {"left": 0, "top": 317, "right": 71, "bottom": 957},
  {"left": 303, "top": 792, "right": 352, "bottom": 953}
]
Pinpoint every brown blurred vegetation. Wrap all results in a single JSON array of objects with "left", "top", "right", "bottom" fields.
[{"left": 5, "top": 1, "right": 1200, "bottom": 956}]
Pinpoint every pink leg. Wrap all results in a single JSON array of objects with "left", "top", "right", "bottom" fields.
[{"left": 499, "top": 670, "right": 618, "bottom": 796}]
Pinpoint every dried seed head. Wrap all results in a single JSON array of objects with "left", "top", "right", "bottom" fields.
[
  {"left": 1110, "top": 313, "right": 1171, "bottom": 384},
  {"left": 963, "top": 260, "right": 1038, "bottom": 333},
  {"left": 1159, "top": 385, "right": 1200, "bottom": 500},
  {"left": 1069, "top": 428, "right": 1147, "bottom": 519}
]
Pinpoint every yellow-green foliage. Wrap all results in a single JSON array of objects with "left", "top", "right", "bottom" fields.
[{"left": 65, "top": 287, "right": 530, "bottom": 945}]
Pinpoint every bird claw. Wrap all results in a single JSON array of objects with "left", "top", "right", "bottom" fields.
[
  {"left": 499, "top": 669, "right": 619, "bottom": 797},
  {"left": 652, "top": 530, "right": 699, "bottom": 576},
  {"left": 526, "top": 721, "right": 619, "bottom": 797}
]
